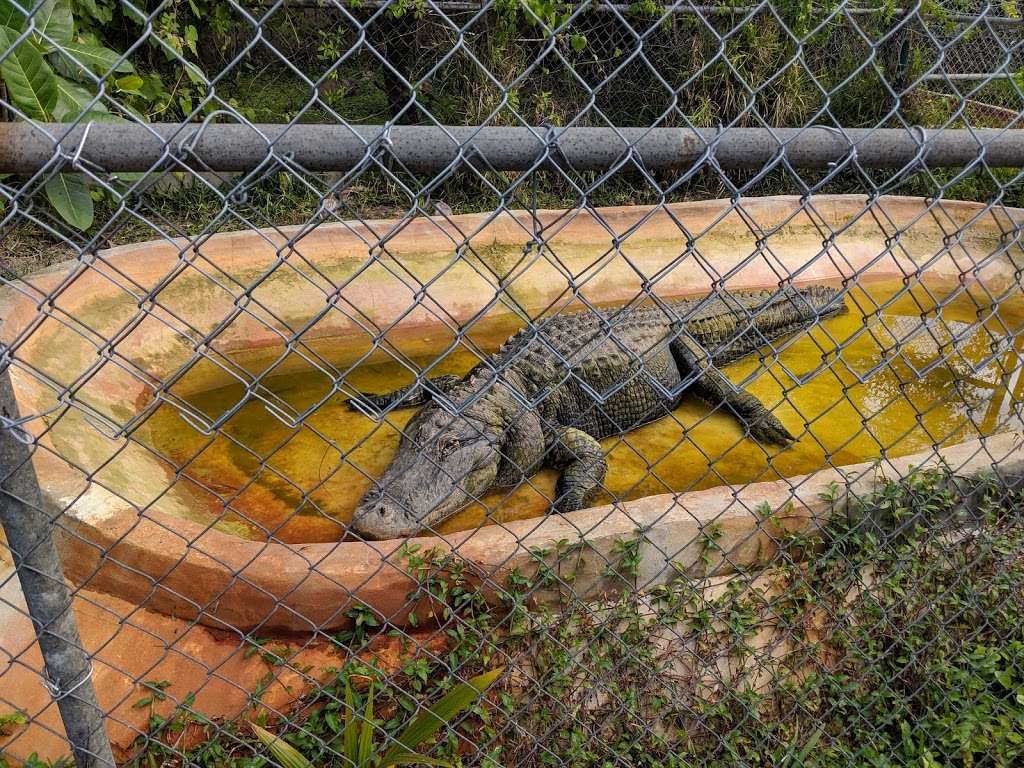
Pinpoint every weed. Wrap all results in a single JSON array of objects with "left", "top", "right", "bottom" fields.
[{"left": 112, "top": 468, "right": 1024, "bottom": 767}]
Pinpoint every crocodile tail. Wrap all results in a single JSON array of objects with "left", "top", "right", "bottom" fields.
[
  {"left": 710, "top": 285, "right": 846, "bottom": 365},
  {"left": 753, "top": 284, "right": 847, "bottom": 340}
]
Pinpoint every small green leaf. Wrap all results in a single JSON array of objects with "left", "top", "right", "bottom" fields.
[
  {"left": 111, "top": 171, "right": 145, "bottom": 185},
  {"left": 0, "top": 710, "right": 28, "bottom": 734},
  {"left": 569, "top": 33, "right": 587, "bottom": 53},
  {"left": 182, "top": 60, "right": 204, "bottom": 86},
  {"left": 58, "top": 41, "right": 133, "bottom": 76},
  {"left": 184, "top": 24, "right": 198, "bottom": 57},
  {"left": 44, "top": 173, "right": 94, "bottom": 230},
  {"left": 792, "top": 728, "right": 823, "bottom": 766},
  {"left": 138, "top": 71, "right": 165, "bottom": 100},
  {"left": 250, "top": 722, "right": 313, "bottom": 768},
  {"left": 0, "top": 25, "right": 57, "bottom": 120},
  {"left": 325, "top": 710, "right": 341, "bottom": 733},
  {"left": 115, "top": 73, "right": 143, "bottom": 92}
]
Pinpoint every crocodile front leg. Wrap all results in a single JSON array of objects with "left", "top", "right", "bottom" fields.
[
  {"left": 347, "top": 374, "right": 461, "bottom": 414},
  {"left": 546, "top": 426, "right": 608, "bottom": 513},
  {"left": 669, "top": 330, "right": 795, "bottom": 446}
]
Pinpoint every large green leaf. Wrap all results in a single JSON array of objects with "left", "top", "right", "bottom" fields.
[
  {"left": 343, "top": 679, "right": 360, "bottom": 762},
  {"left": 382, "top": 668, "right": 503, "bottom": 765},
  {"left": 53, "top": 74, "right": 96, "bottom": 119},
  {"left": 34, "top": 0, "right": 72, "bottom": 48},
  {"left": 357, "top": 681, "right": 375, "bottom": 768},
  {"left": 0, "top": 0, "right": 26, "bottom": 31},
  {"left": 75, "top": 108, "right": 125, "bottom": 122},
  {"left": 250, "top": 723, "right": 314, "bottom": 768},
  {"left": 0, "top": 25, "right": 57, "bottom": 120},
  {"left": 57, "top": 40, "right": 132, "bottom": 76},
  {"left": 379, "top": 752, "right": 452, "bottom": 768},
  {"left": 44, "top": 173, "right": 93, "bottom": 230}
]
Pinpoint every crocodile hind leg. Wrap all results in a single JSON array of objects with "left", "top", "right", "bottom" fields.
[
  {"left": 347, "top": 374, "right": 461, "bottom": 414},
  {"left": 669, "top": 330, "right": 795, "bottom": 446},
  {"left": 546, "top": 426, "right": 608, "bottom": 513}
]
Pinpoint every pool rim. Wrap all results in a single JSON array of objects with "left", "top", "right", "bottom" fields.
[{"left": 3, "top": 193, "right": 1023, "bottom": 632}]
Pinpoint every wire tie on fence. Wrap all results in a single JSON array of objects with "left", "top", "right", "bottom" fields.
[
  {"left": 0, "top": 412, "right": 35, "bottom": 445},
  {"left": 42, "top": 666, "right": 94, "bottom": 703},
  {"left": 178, "top": 111, "right": 236, "bottom": 161},
  {"left": 68, "top": 120, "right": 93, "bottom": 171},
  {"left": 913, "top": 124, "right": 929, "bottom": 166},
  {"left": 368, "top": 122, "right": 396, "bottom": 170},
  {"left": 913, "top": 125, "right": 929, "bottom": 147},
  {"left": 258, "top": 395, "right": 301, "bottom": 429},
  {"left": 175, "top": 405, "right": 216, "bottom": 436},
  {"left": 177, "top": 128, "right": 203, "bottom": 160},
  {"left": 0, "top": 352, "right": 36, "bottom": 447},
  {"left": 374, "top": 122, "right": 395, "bottom": 158},
  {"left": 344, "top": 390, "right": 381, "bottom": 421},
  {"left": 456, "top": 142, "right": 478, "bottom": 173},
  {"left": 82, "top": 409, "right": 129, "bottom": 441},
  {"left": 696, "top": 123, "right": 726, "bottom": 177},
  {"left": 815, "top": 125, "right": 857, "bottom": 170},
  {"left": 541, "top": 121, "right": 567, "bottom": 172}
]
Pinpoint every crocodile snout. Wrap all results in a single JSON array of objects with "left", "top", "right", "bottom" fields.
[{"left": 351, "top": 490, "right": 419, "bottom": 540}]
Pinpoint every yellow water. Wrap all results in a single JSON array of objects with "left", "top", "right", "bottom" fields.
[{"left": 137, "top": 279, "right": 1024, "bottom": 542}]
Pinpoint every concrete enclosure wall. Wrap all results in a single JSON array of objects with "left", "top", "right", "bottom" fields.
[{"left": 1, "top": 195, "right": 1022, "bottom": 632}]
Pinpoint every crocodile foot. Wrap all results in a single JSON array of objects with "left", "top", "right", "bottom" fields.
[
  {"left": 748, "top": 413, "right": 796, "bottom": 446},
  {"left": 346, "top": 392, "right": 391, "bottom": 415},
  {"left": 553, "top": 491, "right": 590, "bottom": 515}
]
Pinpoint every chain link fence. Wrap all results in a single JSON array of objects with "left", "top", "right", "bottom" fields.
[{"left": 2, "top": 0, "right": 1024, "bottom": 766}]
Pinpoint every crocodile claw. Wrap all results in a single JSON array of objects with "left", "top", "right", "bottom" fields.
[
  {"left": 749, "top": 415, "right": 796, "bottom": 447},
  {"left": 347, "top": 393, "right": 387, "bottom": 416}
]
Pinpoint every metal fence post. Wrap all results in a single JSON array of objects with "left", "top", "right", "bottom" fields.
[{"left": 0, "top": 361, "right": 116, "bottom": 768}]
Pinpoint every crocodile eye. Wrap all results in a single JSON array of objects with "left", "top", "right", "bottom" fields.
[{"left": 437, "top": 437, "right": 461, "bottom": 457}]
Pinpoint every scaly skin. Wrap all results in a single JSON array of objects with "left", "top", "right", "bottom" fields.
[{"left": 349, "top": 285, "right": 847, "bottom": 539}]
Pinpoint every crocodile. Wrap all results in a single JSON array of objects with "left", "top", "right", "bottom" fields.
[{"left": 347, "top": 285, "right": 847, "bottom": 539}]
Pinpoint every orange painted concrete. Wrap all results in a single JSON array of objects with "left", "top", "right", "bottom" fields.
[{"left": 0, "top": 196, "right": 1020, "bottom": 637}]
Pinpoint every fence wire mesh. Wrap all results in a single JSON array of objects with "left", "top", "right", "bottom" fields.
[{"left": 2, "top": 0, "right": 1024, "bottom": 766}]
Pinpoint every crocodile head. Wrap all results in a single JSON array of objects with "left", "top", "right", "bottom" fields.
[{"left": 350, "top": 402, "right": 503, "bottom": 540}]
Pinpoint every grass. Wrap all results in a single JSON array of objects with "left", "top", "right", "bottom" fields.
[{"left": 10, "top": 468, "right": 1005, "bottom": 768}]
